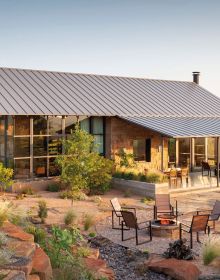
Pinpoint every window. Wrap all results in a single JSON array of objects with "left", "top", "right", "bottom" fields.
[
  {"left": 133, "top": 139, "right": 151, "bottom": 162},
  {"left": 91, "top": 117, "right": 104, "bottom": 155},
  {"left": 14, "top": 137, "right": 30, "bottom": 157},
  {"left": 33, "top": 116, "right": 47, "bottom": 135},
  {"left": 15, "top": 116, "right": 30, "bottom": 135},
  {"left": 168, "top": 138, "right": 176, "bottom": 163},
  {"left": 179, "top": 138, "right": 190, "bottom": 167},
  {"left": 48, "top": 117, "right": 62, "bottom": 135},
  {"left": 194, "top": 137, "right": 205, "bottom": 167}
]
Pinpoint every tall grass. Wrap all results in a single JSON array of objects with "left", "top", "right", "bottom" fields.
[{"left": 203, "top": 234, "right": 220, "bottom": 265}]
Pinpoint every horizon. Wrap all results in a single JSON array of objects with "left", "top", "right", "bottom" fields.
[{"left": 0, "top": 0, "right": 220, "bottom": 96}]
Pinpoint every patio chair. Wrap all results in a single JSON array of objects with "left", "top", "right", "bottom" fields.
[
  {"left": 202, "top": 161, "right": 214, "bottom": 177},
  {"left": 177, "top": 168, "right": 189, "bottom": 186},
  {"left": 154, "top": 194, "right": 178, "bottom": 221},
  {"left": 197, "top": 200, "right": 220, "bottom": 230},
  {"left": 121, "top": 210, "right": 152, "bottom": 245},
  {"left": 179, "top": 214, "right": 210, "bottom": 248},
  {"left": 168, "top": 169, "right": 177, "bottom": 188},
  {"left": 110, "top": 197, "right": 136, "bottom": 229}
]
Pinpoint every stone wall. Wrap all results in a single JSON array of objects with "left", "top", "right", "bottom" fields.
[{"left": 105, "top": 117, "right": 168, "bottom": 171}]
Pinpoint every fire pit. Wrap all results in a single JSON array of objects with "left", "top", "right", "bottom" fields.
[{"left": 151, "top": 218, "right": 180, "bottom": 239}]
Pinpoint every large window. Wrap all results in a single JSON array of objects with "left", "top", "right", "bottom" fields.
[
  {"left": 179, "top": 138, "right": 190, "bottom": 167},
  {"left": 133, "top": 139, "right": 151, "bottom": 162},
  {"left": 168, "top": 138, "right": 176, "bottom": 164},
  {"left": 208, "top": 137, "right": 217, "bottom": 164},
  {"left": 2, "top": 116, "right": 105, "bottom": 179},
  {"left": 194, "top": 138, "right": 205, "bottom": 167}
]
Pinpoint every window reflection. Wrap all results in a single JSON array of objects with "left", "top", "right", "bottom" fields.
[
  {"left": 194, "top": 138, "right": 205, "bottom": 167},
  {"left": 33, "top": 116, "right": 47, "bottom": 135},
  {"left": 14, "top": 159, "right": 30, "bottom": 179},
  {"left": 0, "top": 117, "right": 5, "bottom": 135},
  {"left": 15, "top": 116, "right": 30, "bottom": 135},
  {"left": 33, "top": 137, "right": 47, "bottom": 156},
  {"left": 49, "top": 157, "right": 60, "bottom": 176},
  {"left": 14, "top": 137, "right": 30, "bottom": 157},
  {"left": 49, "top": 117, "right": 62, "bottom": 135},
  {"left": 34, "top": 158, "right": 47, "bottom": 177}
]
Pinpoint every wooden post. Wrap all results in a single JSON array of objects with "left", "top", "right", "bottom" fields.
[
  {"left": 217, "top": 137, "right": 219, "bottom": 187},
  {"left": 161, "top": 137, "right": 164, "bottom": 171}
]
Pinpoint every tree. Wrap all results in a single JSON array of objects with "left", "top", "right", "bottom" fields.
[
  {"left": 0, "top": 163, "right": 13, "bottom": 193},
  {"left": 56, "top": 125, "right": 113, "bottom": 197}
]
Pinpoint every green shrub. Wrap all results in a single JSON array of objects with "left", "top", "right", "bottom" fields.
[
  {"left": 47, "top": 183, "right": 60, "bottom": 192},
  {"left": 88, "top": 232, "right": 96, "bottom": 238},
  {"left": 25, "top": 225, "right": 46, "bottom": 244},
  {"left": 59, "top": 190, "right": 88, "bottom": 201},
  {"left": 140, "top": 196, "right": 154, "bottom": 204},
  {"left": 123, "top": 172, "right": 134, "bottom": 180},
  {"left": 139, "top": 174, "right": 147, "bottom": 182},
  {"left": 64, "top": 209, "right": 77, "bottom": 226},
  {"left": 38, "top": 200, "right": 48, "bottom": 223},
  {"left": 145, "top": 172, "right": 161, "bottom": 183},
  {"left": 203, "top": 235, "right": 220, "bottom": 265},
  {"left": 76, "top": 246, "right": 91, "bottom": 257},
  {"left": 83, "top": 214, "right": 95, "bottom": 231},
  {"left": 0, "top": 163, "right": 13, "bottom": 192}
]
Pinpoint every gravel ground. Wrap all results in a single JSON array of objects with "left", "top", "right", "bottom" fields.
[{"left": 90, "top": 236, "right": 169, "bottom": 280}]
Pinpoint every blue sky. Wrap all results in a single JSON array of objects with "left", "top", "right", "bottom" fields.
[{"left": 0, "top": 0, "right": 220, "bottom": 96}]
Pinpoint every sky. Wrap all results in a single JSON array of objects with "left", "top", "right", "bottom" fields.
[{"left": 0, "top": 0, "right": 220, "bottom": 96}]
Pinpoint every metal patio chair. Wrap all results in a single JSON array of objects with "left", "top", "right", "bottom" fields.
[
  {"left": 110, "top": 197, "right": 136, "bottom": 229},
  {"left": 179, "top": 214, "right": 210, "bottom": 248},
  {"left": 154, "top": 194, "right": 178, "bottom": 222},
  {"left": 197, "top": 200, "right": 220, "bottom": 231},
  {"left": 121, "top": 210, "right": 152, "bottom": 245},
  {"left": 202, "top": 161, "right": 214, "bottom": 177}
]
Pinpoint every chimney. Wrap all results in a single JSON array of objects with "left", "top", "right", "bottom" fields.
[{"left": 192, "top": 71, "right": 200, "bottom": 84}]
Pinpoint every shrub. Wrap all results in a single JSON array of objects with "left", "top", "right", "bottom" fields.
[
  {"left": 145, "top": 172, "right": 161, "bottom": 183},
  {"left": 140, "top": 196, "right": 154, "bottom": 204},
  {"left": 22, "top": 187, "right": 34, "bottom": 195},
  {"left": 113, "top": 170, "right": 166, "bottom": 183},
  {"left": 60, "top": 190, "right": 88, "bottom": 201},
  {"left": 38, "top": 200, "right": 48, "bottom": 223},
  {"left": 83, "top": 214, "right": 95, "bottom": 231},
  {"left": 0, "top": 163, "right": 13, "bottom": 192},
  {"left": 76, "top": 246, "right": 91, "bottom": 257},
  {"left": 88, "top": 232, "right": 96, "bottom": 238},
  {"left": 64, "top": 209, "right": 77, "bottom": 226},
  {"left": 202, "top": 235, "right": 220, "bottom": 265},
  {"left": 56, "top": 125, "right": 113, "bottom": 197},
  {"left": 25, "top": 225, "right": 46, "bottom": 244},
  {"left": 0, "top": 200, "right": 28, "bottom": 227},
  {"left": 163, "top": 239, "right": 194, "bottom": 260},
  {"left": 47, "top": 183, "right": 60, "bottom": 192}
]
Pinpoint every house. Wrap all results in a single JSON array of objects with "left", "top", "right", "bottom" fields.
[{"left": 0, "top": 68, "right": 220, "bottom": 187}]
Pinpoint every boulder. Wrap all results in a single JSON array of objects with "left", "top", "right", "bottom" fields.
[
  {"left": 148, "top": 258, "right": 201, "bottom": 280},
  {"left": 28, "top": 275, "right": 41, "bottom": 280},
  {"left": 2, "top": 270, "right": 26, "bottom": 280},
  {"left": 84, "top": 258, "right": 114, "bottom": 280},
  {"left": 8, "top": 240, "right": 36, "bottom": 258},
  {"left": 1, "top": 222, "right": 34, "bottom": 242},
  {"left": 31, "top": 248, "right": 52, "bottom": 280}
]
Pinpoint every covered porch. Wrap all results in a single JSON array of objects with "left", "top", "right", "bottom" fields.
[{"left": 121, "top": 116, "right": 220, "bottom": 189}]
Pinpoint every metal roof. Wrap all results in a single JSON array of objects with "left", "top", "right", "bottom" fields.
[
  {"left": 0, "top": 67, "right": 220, "bottom": 117},
  {"left": 121, "top": 116, "right": 220, "bottom": 138}
]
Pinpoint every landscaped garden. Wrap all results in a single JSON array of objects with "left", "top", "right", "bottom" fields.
[{"left": 0, "top": 127, "right": 220, "bottom": 280}]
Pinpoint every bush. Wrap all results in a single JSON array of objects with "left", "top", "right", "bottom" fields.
[
  {"left": 202, "top": 235, "right": 220, "bottom": 265},
  {"left": 22, "top": 187, "right": 34, "bottom": 195},
  {"left": 140, "top": 196, "right": 154, "bottom": 204},
  {"left": 88, "top": 232, "right": 96, "bottom": 238},
  {"left": 163, "top": 239, "right": 194, "bottom": 260},
  {"left": 76, "top": 246, "right": 91, "bottom": 257},
  {"left": 83, "top": 214, "right": 95, "bottom": 231},
  {"left": 64, "top": 209, "right": 77, "bottom": 226},
  {"left": 47, "top": 183, "right": 60, "bottom": 192},
  {"left": 113, "top": 170, "right": 166, "bottom": 183},
  {"left": 60, "top": 190, "right": 88, "bottom": 201},
  {"left": 25, "top": 225, "right": 46, "bottom": 244},
  {"left": 0, "top": 200, "right": 28, "bottom": 227},
  {"left": 38, "top": 200, "right": 48, "bottom": 223},
  {"left": 0, "top": 163, "right": 13, "bottom": 192}
]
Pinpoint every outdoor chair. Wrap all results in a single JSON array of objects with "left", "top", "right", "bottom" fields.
[
  {"left": 154, "top": 194, "right": 178, "bottom": 222},
  {"left": 121, "top": 210, "right": 152, "bottom": 245},
  {"left": 202, "top": 161, "right": 214, "bottom": 177},
  {"left": 179, "top": 214, "right": 210, "bottom": 249},
  {"left": 177, "top": 168, "right": 189, "bottom": 186},
  {"left": 168, "top": 169, "right": 177, "bottom": 188},
  {"left": 110, "top": 197, "right": 136, "bottom": 229},
  {"left": 197, "top": 200, "right": 220, "bottom": 231}
]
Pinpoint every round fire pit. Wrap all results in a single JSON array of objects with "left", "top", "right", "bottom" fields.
[{"left": 151, "top": 219, "right": 180, "bottom": 239}]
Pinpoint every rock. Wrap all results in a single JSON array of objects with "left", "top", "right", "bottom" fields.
[
  {"left": 2, "top": 258, "right": 33, "bottom": 277},
  {"left": 1, "top": 222, "right": 34, "bottom": 242},
  {"left": 8, "top": 240, "right": 36, "bottom": 258},
  {"left": 148, "top": 258, "right": 201, "bottom": 280},
  {"left": 31, "top": 248, "right": 52, "bottom": 280},
  {"left": 84, "top": 258, "right": 107, "bottom": 270},
  {"left": 3, "top": 270, "right": 26, "bottom": 280},
  {"left": 84, "top": 258, "right": 115, "bottom": 280}
]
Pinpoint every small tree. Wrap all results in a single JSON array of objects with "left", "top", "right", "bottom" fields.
[
  {"left": 56, "top": 125, "right": 113, "bottom": 200},
  {"left": 0, "top": 163, "right": 13, "bottom": 193}
]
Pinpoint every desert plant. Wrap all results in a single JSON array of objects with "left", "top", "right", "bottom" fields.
[
  {"left": 59, "top": 190, "right": 88, "bottom": 201},
  {"left": 163, "top": 239, "right": 194, "bottom": 260},
  {"left": 22, "top": 187, "right": 34, "bottom": 195},
  {"left": 25, "top": 224, "right": 46, "bottom": 244},
  {"left": 0, "top": 200, "right": 28, "bottom": 227},
  {"left": 38, "top": 200, "right": 48, "bottom": 223},
  {"left": 117, "top": 148, "right": 135, "bottom": 167},
  {"left": 64, "top": 209, "right": 77, "bottom": 226},
  {"left": 47, "top": 183, "right": 61, "bottom": 192},
  {"left": 56, "top": 125, "right": 113, "bottom": 200},
  {"left": 83, "top": 214, "right": 95, "bottom": 231},
  {"left": 202, "top": 235, "right": 220, "bottom": 265},
  {"left": 88, "top": 232, "right": 96, "bottom": 238},
  {"left": 0, "top": 163, "right": 13, "bottom": 193},
  {"left": 140, "top": 196, "right": 154, "bottom": 204},
  {"left": 76, "top": 246, "right": 91, "bottom": 257}
]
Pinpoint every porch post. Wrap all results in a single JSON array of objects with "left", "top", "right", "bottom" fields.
[
  {"left": 175, "top": 139, "right": 179, "bottom": 167},
  {"left": 161, "top": 136, "right": 164, "bottom": 171},
  {"left": 217, "top": 137, "right": 219, "bottom": 187},
  {"left": 190, "top": 138, "right": 195, "bottom": 172}
]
